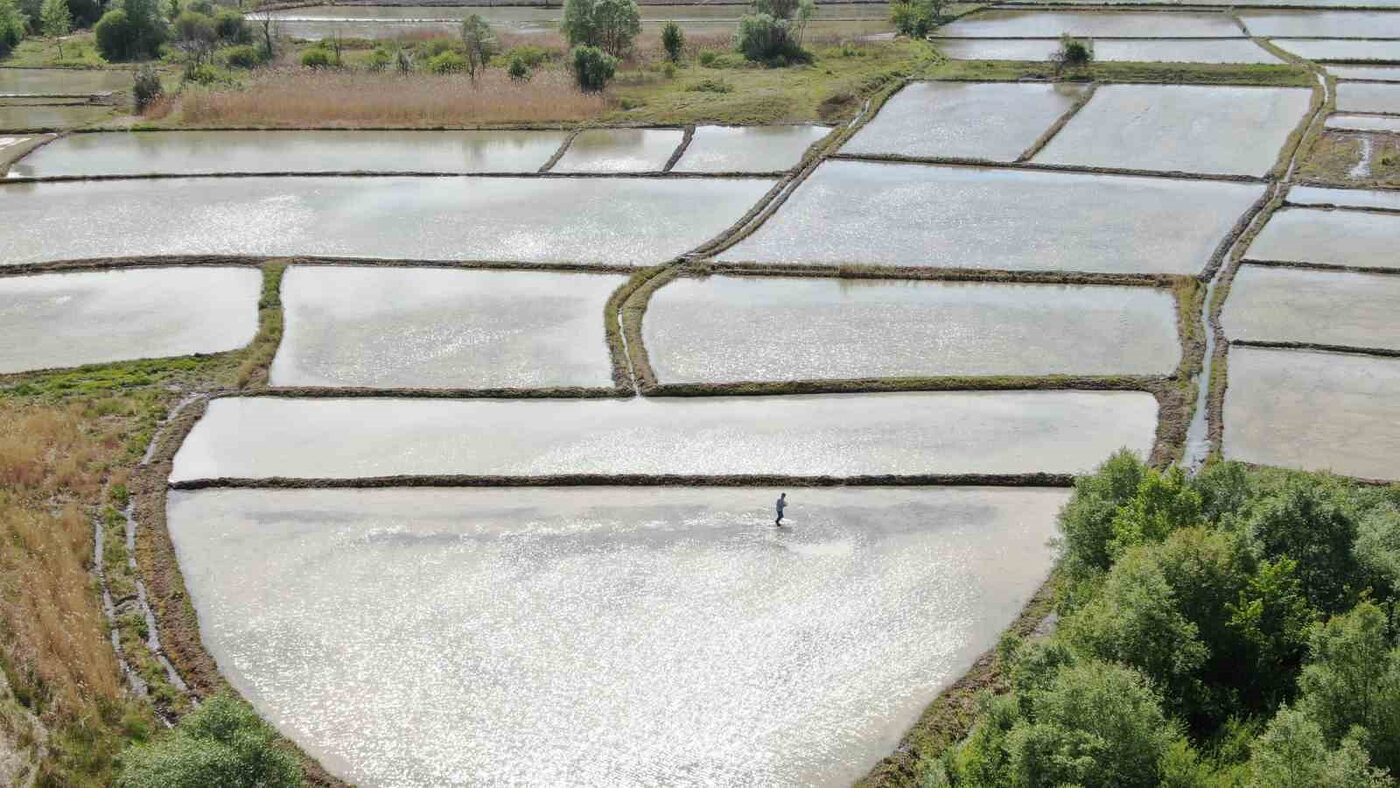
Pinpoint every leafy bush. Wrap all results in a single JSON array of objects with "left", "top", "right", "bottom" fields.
[
  {"left": 94, "top": 0, "right": 166, "bottom": 61},
  {"left": 503, "top": 44, "right": 549, "bottom": 68},
  {"left": 1055, "top": 33, "right": 1093, "bottom": 67},
  {"left": 661, "top": 19, "right": 682, "bottom": 62},
  {"left": 561, "top": 0, "right": 639, "bottom": 57},
  {"left": 889, "top": 0, "right": 948, "bottom": 38},
  {"left": 40, "top": 0, "right": 69, "bottom": 58},
  {"left": 115, "top": 694, "right": 302, "bottom": 787},
  {"left": 686, "top": 76, "right": 731, "bottom": 93},
  {"left": 460, "top": 13, "right": 495, "bottom": 80},
  {"left": 0, "top": 0, "right": 24, "bottom": 57},
  {"left": 132, "top": 61, "right": 162, "bottom": 111},
  {"left": 734, "top": 12, "right": 808, "bottom": 65},
  {"left": 698, "top": 48, "right": 717, "bottom": 66},
  {"left": 299, "top": 46, "right": 333, "bottom": 68},
  {"left": 365, "top": 45, "right": 391, "bottom": 71},
  {"left": 213, "top": 8, "right": 248, "bottom": 44},
  {"left": 506, "top": 51, "right": 530, "bottom": 80},
  {"left": 570, "top": 43, "right": 614, "bottom": 91},
  {"left": 220, "top": 43, "right": 259, "bottom": 69},
  {"left": 426, "top": 49, "right": 466, "bottom": 74}
]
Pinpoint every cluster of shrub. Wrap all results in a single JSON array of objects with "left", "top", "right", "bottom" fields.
[
  {"left": 0, "top": 0, "right": 102, "bottom": 58},
  {"left": 925, "top": 452, "right": 1400, "bottom": 786},
  {"left": 115, "top": 694, "right": 303, "bottom": 787}
]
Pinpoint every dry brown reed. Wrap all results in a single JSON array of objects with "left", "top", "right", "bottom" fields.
[{"left": 177, "top": 67, "right": 610, "bottom": 126}]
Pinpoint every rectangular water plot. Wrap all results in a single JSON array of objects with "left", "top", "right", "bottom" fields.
[
  {"left": 1288, "top": 185, "right": 1400, "bottom": 210},
  {"left": 936, "top": 9, "right": 1241, "bottom": 37},
  {"left": 671, "top": 125, "right": 829, "bottom": 173},
  {"left": 169, "top": 390, "right": 1159, "bottom": 481},
  {"left": 0, "top": 68, "right": 130, "bottom": 96},
  {"left": 167, "top": 485, "right": 1065, "bottom": 787},
  {"left": 0, "top": 104, "right": 114, "bottom": 131},
  {"left": 840, "top": 81, "right": 1087, "bottom": 162},
  {"left": 1272, "top": 39, "right": 1400, "bottom": 62},
  {"left": 718, "top": 161, "right": 1263, "bottom": 275},
  {"left": 0, "top": 267, "right": 259, "bottom": 373},
  {"left": 642, "top": 275, "right": 1181, "bottom": 382},
  {"left": 1224, "top": 346, "right": 1400, "bottom": 481},
  {"left": 1034, "top": 84, "right": 1313, "bottom": 176},
  {"left": 1223, "top": 265, "right": 1400, "bottom": 350},
  {"left": 551, "top": 128, "right": 684, "bottom": 173},
  {"left": 271, "top": 266, "right": 625, "bottom": 389},
  {"left": 8, "top": 129, "right": 571, "bottom": 177},
  {"left": 1325, "top": 114, "right": 1400, "bottom": 133},
  {"left": 935, "top": 38, "right": 1282, "bottom": 64},
  {"left": 1328, "top": 66, "right": 1400, "bottom": 82},
  {"left": 1242, "top": 10, "right": 1400, "bottom": 37},
  {"left": 0, "top": 176, "right": 774, "bottom": 267},
  {"left": 1336, "top": 82, "right": 1400, "bottom": 114},
  {"left": 1246, "top": 208, "right": 1400, "bottom": 270}
]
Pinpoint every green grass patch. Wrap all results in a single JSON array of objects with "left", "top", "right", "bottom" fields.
[{"left": 4, "top": 32, "right": 108, "bottom": 68}]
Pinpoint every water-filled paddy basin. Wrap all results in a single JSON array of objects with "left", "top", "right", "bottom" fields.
[
  {"left": 0, "top": 267, "right": 259, "bottom": 373},
  {"left": 643, "top": 275, "right": 1181, "bottom": 382},
  {"left": 0, "top": 68, "right": 130, "bottom": 95},
  {"left": 840, "top": 81, "right": 1086, "bottom": 162},
  {"left": 271, "top": 266, "right": 625, "bottom": 388},
  {"left": 167, "top": 485, "right": 1065, "bottom": 786},
  {"left": 551, "top": 128, "right": 684, "bottom": 173},
  {"left": 1288, "top": 185, "right": 1400, "bottom": 209},
  {"left": 1245, "top": 208, "right": 1400, "bottom": 269},
  {"left": 672, "top": 124, "right": 829, "bottom": 173},
  {"left": 0, "top": 104, "right": 114, "bottom": 131},
  {"left": 1222, "top": 265, "right": 1400, "bottom": 350},
  {"left": 1271, "top": 39, "right": 1400, "bottom": 62},
  {"left": 169, "top": 391, "right": 1158, "bottom": 481},
  {"left": 936, "top": 9, "right": 1241, "bottom": 37},
  {"left": 1034, "top": 84, "right": 1312, "bottom": 176},
  {"left": 1328, "top": 66, "right": 1400, "bottom": 81},
  {"left": 1224, "top": 346, "right": 1400, "bottom": 480},
  {"left": 0, "top": 176, "right": 773, "bottom": 266},
  {"left": 1336, "top": 82, "right": 1400, "bottom": 114},
  {"left": 1325, "top": 113, "right": 1400, "bottom": 132},
  {"left": 933, "top": 38, "right": 1281, "bottom": 63},
  {"left": 1241, "top": 10, "right": 1400, "bottom": 36},
  {"left": 718, "top": 160, "right": 1263, "bottom": 275},
  {"left": 8, "top": 129, "right": 570, "bottom": 177}
]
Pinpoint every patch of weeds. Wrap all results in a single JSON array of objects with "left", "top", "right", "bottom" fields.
[{"left": 687, "top": 77, "right": 732, "bottom": 93}]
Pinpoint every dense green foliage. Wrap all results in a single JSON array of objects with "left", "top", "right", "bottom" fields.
[
  {"left": 560, "top": 0, "right": 639, "bottom": 58},
  {"left": 459, "top": 14, "right": 495, "bottom": 80},
  {"left": 929, "top": 454, "right": 1400, "bottom": 786},
  {"left": 116, "top": 694, "right": 301, "bottom": 787},
  {"left": 1055, "top": 34, "right": 1093, "bottom": 68},
  {"left": 735, "top": 0, "right": 813, "bottom": 64},
  {"left": 661, "top": 19, "right": 683, "bottom": 63},
  {"left": 889, "top": 0, "right": 948, "bottom": 38},
  {"left": 0, "top": 0, "right": 27, "bottom": 55},
  {"left": 94, "top": 0, "right": 165, "bottom": 61},
  {"left": 570, "top": 43, "right": 615, "bottom": 91},
  {"left": 132, "top": 61, "right": 161, "bottom": 110},
  {"left": 426, "top": 49, "right": 466, "bottom": 74},
  {"left": 39, "top": 0, "right": 69, "bottom": 57},
  {"left": 299, "top": 45, "right": 334, "bottom": 68}
]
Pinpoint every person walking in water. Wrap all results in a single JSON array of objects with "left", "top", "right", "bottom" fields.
[{"left": 775, "top": 492, "right": 787, "bottom": 526}]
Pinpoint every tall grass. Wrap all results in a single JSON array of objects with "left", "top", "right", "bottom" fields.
[{"left": 176, "top": 68, "right": 610, "bottom": 126}]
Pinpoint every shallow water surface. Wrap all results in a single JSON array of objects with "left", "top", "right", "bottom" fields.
[
  {"left": 1224, "top": 346, "right": 1400, "bottom": 480},
  {"left": 934, "top": 38, "right": 1281, "bottom": 63},
  {"left": 9, "top": 129, "right": 569, "bottom": 176},
  {"left": 1035, "top": 84, "right": 1312, "bottom": 176},
  {"left": 0, "top": 68, "right": 130, "bottom": 95},
  {"left": 1325, "top": 114, "right": 1400, "bottom": 133},
  {"left": 0, "top": 176, "right": 774, "bottom": 266},
  {"left": 1272, "top": 39, "right": 1400, "bottom": 62},
  {"left": 0, "top": 104, "right": 114, "bottom": 131},
  {"left": 0, "top": 267, "right": 259, "bottom": 373},
  {"left": 167, "top": 485, "right": 1065, "bottom": 786},
  {"left": 937, "top": 9, "right": 1241, "bottom": 37},
  {"left": 841, "top": 81, "right": 1085, "bottom": 162},
  {"left": 271, "top": 266, "right": 625, "bottom": 388},
  {"left": 552, "top": 128, "right": 684, "bottom": 173},
  {"left": 1336, "top": 81, "right": 1400, "bottom": 114},
  {"left": 1287, "top": 185, "right": 1400, "bottom": 210},
  {"left": 1222, "top": 265, "right": 1400, "bottom": 350},
  {"left": 1245, "top": 208, "right": 1400, "bottom": 269},
  {"left": 672, "top": 125, "right": 829, "bottom": 173},
  {"left": 643, "top": 275, "right": 1181, "bottom": 381},
  {"left": 1241, "top": 9, "right": 1400, "bottom": 36},
  {"left": 1328, "top": 65, "right": 1400, "bottom": 81},
  {"left": 169, "top": 391, "right": 1158, "bottom": 481},
  {"left": 718, "top": 160, "right": 1263, "bottom": 275}
]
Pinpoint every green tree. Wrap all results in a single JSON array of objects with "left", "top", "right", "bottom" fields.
[
  {"left": 95, "top": 0, "right": 167, "bottom": 61},
  {"left": 460, "top": 14, "right": 495, "bottom": 81},
  {"left": 39, "top": 0, "right": 68, "bottom": 59},
  {"left": 1245, "top": 479, "right": 1364, "bottom": 614},
  {"left": 173, "top": 10, "right": 216, "bottom": 71},
  {"left": 1057, "top": 449, "right": 1147, "bottom": 583},
  {"left": 132, "top": 61, "right": 162, "bottom": 111},
  {"left": 660, "top": 19, "right": 682, "bottom": 62},
  {"left": 1248, "top": 707, "right": 1390, "bottom": 788},
  {"left": 116, "top": 694, "right": 302, "bottom": 788},
  {"left": 1109, "top": 465, "right": 1203, "bottom": 558},
  {"left": 1295, "top": 602, "right": 1400, "bottom": 773},
  {"left": 0, "top": 0, "right": 27, "bottom": 56},
  {"left": 560, "top": 0, "right": 639, "bottom": 57},
  {"left": 889, "top": 0, "right": 948, "bottom": 38},
  {"left": 1227, "top": 557, "right": 1315, "bottom": 711},
  {"left": 570, "top": 43, "right": 614, "bottom": 90},
  {"left": 1354, "top": 505, "right": 1400, "bottom": 599}
]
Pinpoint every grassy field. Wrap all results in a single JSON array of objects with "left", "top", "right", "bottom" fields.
[{"left": 1296, "top": 130, "right": 1400, "bottom": 188}]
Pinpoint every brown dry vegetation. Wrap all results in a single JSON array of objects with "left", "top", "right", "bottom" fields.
[
  {"left": 175, "top": 68, "right": 609, "bottom": 127},
  {"left": 1295, "top": 130, "right": 1400, "bottom": 188}
]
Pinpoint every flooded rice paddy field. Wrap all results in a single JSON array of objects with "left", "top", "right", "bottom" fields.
[
  {"left": 840, "top": 81, "right": 1087, "bottom": 162},
  {"left": 0, "top": 104, "right": 115, "bottom": 131},
  {"left": 1224, "top": 347, "right": 1400, "bottom": 481},
  {"left": 1327, "top": 66, "right": 1400, "bottom": 81},
  {"left": 671, "top": 124, "right": 829, "bottom": 173},
  {"left": 271, "top": 266, "right": 625, "bottom": 389},
  {"left": 1324, "top": 113, "right": 1400, "bottom": 132},
  {"left": 0, "top": 176, "right": 774, "bottom": 266},
  {"left": 1270, "top": 39, "right": 1400, "bottom": 62},
  {"left": 1336, "top": 82, "right": 1400, "bottom": 114},
  {"left": 936, "top": 9, "right": 1243, "bottom": 37},
  {"left": 1240, "top": 9, "right": 1400, "bottom": 36},
  {"left": 1287, "top": 185, "right": 1400, "bottom": 210},
  {"left": 0, "top": 267, "right": 259, "bottom": 373},
  {"left": 9, "top": 129, "right": 572, "bottom": 177},
  {"left": 1033, "top": 85, "right": 1312, "bottom": 176},
  {"left": 0, "top": 67, "right": 130, "bottom": 96},
  {"left": 932, "top": 38, "right": 1284, "bottom": 63},
  {"left": 719, "top": 160, "right": 1263, "bottom": 274},
  {"left": 169, "top": 391, "right": 1158, "bottom": 482},
  {"left": 551, "top": 128, "right": 685, "bottom": 173},
  {"left": 1223, "top": 265, "right": 1400, "bottom": 350},
  {"left": 643, "top": 275, "right": 1181, "bottom": 382},
  {"left": 1245, "top": 208, "right": 1400, "bottom": 269},
  {"left": 167, "top": 486, "right": 1065, "bottom": 786}
]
